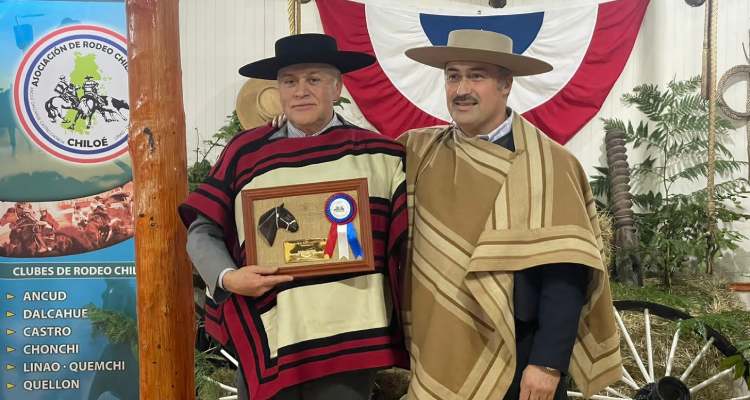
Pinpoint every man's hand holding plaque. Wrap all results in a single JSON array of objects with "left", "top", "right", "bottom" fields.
[{"left": 222, "top": 265, "right": 294, "bottom": 297}]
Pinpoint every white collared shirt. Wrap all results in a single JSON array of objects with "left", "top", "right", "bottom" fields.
[
  {"left": 476, "top": 109, "right": 514, "bottom": 143},
  {"left": 286, "top": 113, "right": 341, "bottom": 138}
]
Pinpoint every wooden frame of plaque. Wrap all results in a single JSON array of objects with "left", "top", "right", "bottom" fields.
[{"left": 240, "top": 178, "right": 374, "bottom": 278}]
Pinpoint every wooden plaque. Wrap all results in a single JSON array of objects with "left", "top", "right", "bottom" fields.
[{"left": 240, "top": 178, "right": 374, "bottom": 278}]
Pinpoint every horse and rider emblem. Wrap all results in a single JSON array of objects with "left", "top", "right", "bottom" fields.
[
  {"left": 45, "top": 74, "right": 129, "bottom": 130},
  {"left": 0, "top": 185, "right": 134, "bottom": 258},
  {"left": 14, "top": 24, "right": 130, "bottom": 163}
]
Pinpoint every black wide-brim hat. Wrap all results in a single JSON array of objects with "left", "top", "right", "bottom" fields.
[{"left": 239, "top": 33, "right": 376, "bottom": 79}]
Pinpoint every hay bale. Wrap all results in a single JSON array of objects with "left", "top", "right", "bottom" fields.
[{"left": 373, "top": 368, "right": 409, "bottom": 400}]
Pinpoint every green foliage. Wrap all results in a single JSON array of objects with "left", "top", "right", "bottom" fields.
[
  {"left": 188, "top": 159, "right": 212, "bottom": 192},
  {"left": 86, "top": 304, "right": 239, "bottom": 395},
  {"left": 212, "top": 111, "right": 244, "bottom": 144},
  {"left": 335, "top": 96, "right": 351, "bottom": 108},
  {"left": 86, "top": 304, "right": 139, "bottom": 358},
  {"left": 598, "top": 77, "right": 749, "bottom": 286},
  {"left": 589, "top": 166, "right": 611, "bottom": 211},
  {"left": 195, "top": 349, "right": 236, "bottom": 399},
  {"left": 721, "top": 340, "right": 750, "bottom": 384},
  {"left": 611, "top": 282, "right": 696, "bottom": 311},
  {"left": 682, "top": 312, "right": 750, "bottom": 344},
  {"left": 187, "top": 111, "right": 244, "bottom": 192}
]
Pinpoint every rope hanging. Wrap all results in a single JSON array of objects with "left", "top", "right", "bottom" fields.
[
  {"left": 287, "top": 0, "right": 301, "bottom": 35},
  {"left": 705, "top": 0, "right": 718, "bottom": 274},
  {"left": 717, "top": 30, "right": 750, "bottom": 181}
]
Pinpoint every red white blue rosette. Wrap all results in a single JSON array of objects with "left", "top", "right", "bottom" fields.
[{"left": 324, "top": 193, "right": 363, "bottom": 260}]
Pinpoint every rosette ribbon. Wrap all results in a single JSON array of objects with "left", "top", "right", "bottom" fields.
[{"left": 323, "top": 193, "right": 363, "bottom": 260}]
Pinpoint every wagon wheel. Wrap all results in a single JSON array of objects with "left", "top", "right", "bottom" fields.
[
  {"left": 194, "top": 317, "right": 241, "bottom": 400},
  {"left": 567, "top": 301, "right": 750, "bottom": 400}
]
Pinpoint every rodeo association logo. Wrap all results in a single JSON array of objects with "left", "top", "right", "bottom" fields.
[{"left": 13, "top": 25, "right": 129, "bottom": 164}]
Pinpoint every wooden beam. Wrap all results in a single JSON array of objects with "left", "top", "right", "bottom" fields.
[
  {"left": 728, "top": 282, "right": 750, "bottom": 292},
  {"left": 126, "top": 0, "right": 195, "bottom": 398}
]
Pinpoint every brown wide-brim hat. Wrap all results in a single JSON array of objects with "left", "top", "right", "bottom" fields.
[
  {"left": 239, "top": 33, "right": 375, "bottom": 80},
  {"left": 235, "top": 79, "right": 282, "bottom": 130},
  {"left": 405, "top": 29, "right": 552, "bottom": 77}
]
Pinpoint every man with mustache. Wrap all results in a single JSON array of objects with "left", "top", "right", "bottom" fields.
[
  {"left": 180, "top": 33, "right": 408, "bottom": 400},
  {"left": 398, "top": 30, "right": 621, "bottom": 400}
]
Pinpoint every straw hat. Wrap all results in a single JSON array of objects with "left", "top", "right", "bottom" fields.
[
  {"left": 405, "top": 29, "right": 552, "bottom": 76},
  {"left": 235, "top": 79, "right": 282, "bottom": 129}
]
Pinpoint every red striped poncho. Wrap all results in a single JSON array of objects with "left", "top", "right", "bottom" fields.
[{"left": 179, "top": 123, "right": 408, "bottom": 399}]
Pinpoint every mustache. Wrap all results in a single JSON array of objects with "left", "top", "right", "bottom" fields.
[{"left": 451, "top": 95, "right": 478, "bottom": 103}]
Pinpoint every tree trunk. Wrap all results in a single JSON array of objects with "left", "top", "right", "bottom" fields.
[
  {"left": 126, "top": 0, "right": 195, "bottom": 398},
  {"left": 605, "top": 126, "right": 643, "bottom": 286}
]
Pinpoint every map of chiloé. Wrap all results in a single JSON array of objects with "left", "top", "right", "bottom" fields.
[{"left": 63, "top": 53, "right": 104, "bottom": 133}]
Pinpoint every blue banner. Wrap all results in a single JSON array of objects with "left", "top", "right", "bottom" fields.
[
  {"left": 0, "top": 1, "right": 138, "bottom": 399},
  {"left": 0, "top": 0, "right": 132, "bottom": 202}
]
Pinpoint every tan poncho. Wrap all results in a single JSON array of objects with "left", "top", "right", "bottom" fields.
[{"left": 398, "top": 115, "right": 621, "bottom": 399}]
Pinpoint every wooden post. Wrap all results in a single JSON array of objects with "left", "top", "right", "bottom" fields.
[{"left": 126, "top": 0, "right": 195, "bottom": 398}]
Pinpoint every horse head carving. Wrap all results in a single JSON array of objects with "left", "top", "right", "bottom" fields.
[{"left": 257, "top": 203, "right": 299, "bottom": 246}]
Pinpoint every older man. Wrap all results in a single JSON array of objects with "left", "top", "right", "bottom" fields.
[
  {"left": 398, "top": 30, "right": 622, "bottom": 400},
  {"left": 180, "top": 33, "right": 407, "bottom": 400}
]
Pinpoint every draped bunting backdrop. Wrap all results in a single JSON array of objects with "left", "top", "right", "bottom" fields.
[{"left": 316, "top": 0, "right": 649, "bottom": 143}]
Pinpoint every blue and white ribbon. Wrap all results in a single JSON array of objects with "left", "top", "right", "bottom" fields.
[{"left": 324, "top": 193, "right": 363, "bottom": 260}]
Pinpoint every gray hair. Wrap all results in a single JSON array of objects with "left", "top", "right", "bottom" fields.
[{"left": 320, "top": 64, "right": 342, "bottom": 85}]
